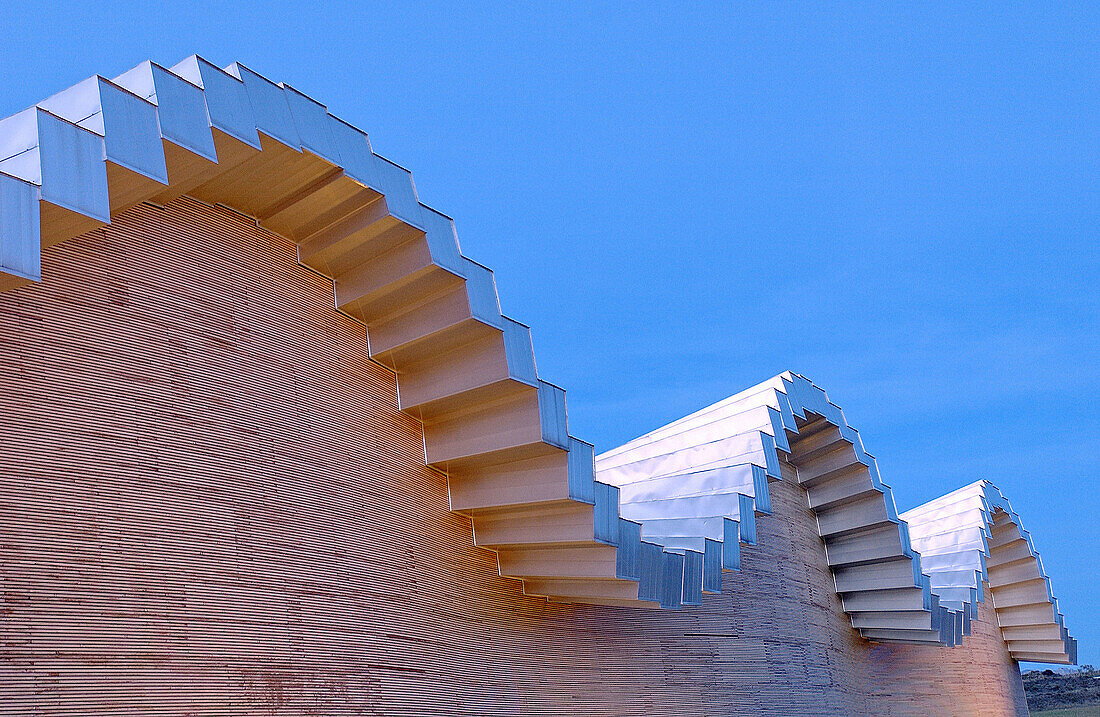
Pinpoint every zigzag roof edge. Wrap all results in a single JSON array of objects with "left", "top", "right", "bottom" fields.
[
  {"left": 902, "top": 481, "right": 1076, "bottom": 664},
  {"left": 0, "top": 57, "right": 1077, "bottom": 662},
  {"left": 597, "top": 372, "right": 1075, "bottom": 661},
  {"left": 0, "top": 55, "right": 705, "bottom": 613},
  {"left": 598, "top": 373, "right": 960, "bottom": 646}
]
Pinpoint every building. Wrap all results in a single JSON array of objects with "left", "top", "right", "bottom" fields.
[{"left": 0, "top": 57, "right": 1075, "bottom": 715}]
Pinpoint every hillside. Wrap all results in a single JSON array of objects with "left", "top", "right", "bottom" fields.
[{"left": 1024, "top": 667, "right": 1100, "bottom": 715}]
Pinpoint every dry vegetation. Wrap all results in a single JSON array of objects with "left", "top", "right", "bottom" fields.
[{"left": 1023, "top": 666, "right": 1100, "bottom": 714}]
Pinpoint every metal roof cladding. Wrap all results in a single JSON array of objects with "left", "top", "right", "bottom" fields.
[{"left": 0, "top": 56, "right": 1075, "bottom": 664}]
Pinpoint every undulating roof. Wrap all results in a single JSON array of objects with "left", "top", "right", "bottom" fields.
[
  {"left": 901, "top": 481, "right": 1077, "bottom": 663},
  {"left": 0, "top": 56, "right": 1075, "bottom": 664},
  {"left": 597, "top": 373, "right": 1075, "bottom": 662},
  {"left": 599, "top": 372, "right": 961, "bottom": 646}
]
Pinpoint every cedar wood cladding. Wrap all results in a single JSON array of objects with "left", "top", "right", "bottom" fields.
[
  {"left": 0, "top": 198, "right": 1028, "bottom": 716},
  {"left": 0, "top": 56, "right": 1076, "bottom": 657}
]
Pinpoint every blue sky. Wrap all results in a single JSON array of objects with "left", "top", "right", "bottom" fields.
[{"left": 3, "top": 3, "right": 1097, "bottom": 667}]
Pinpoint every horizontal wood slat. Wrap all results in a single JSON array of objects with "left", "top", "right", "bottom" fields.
[{"left": 0, "top": 199, "right": 1030, "bottom": 715}]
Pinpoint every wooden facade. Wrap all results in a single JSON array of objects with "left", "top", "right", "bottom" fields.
[
  {"left": 0, "top": 57, "right": 1077, "bottom": 659},
  {"left": 0, "top": 199, "right": 1029, "bottom": 715}
]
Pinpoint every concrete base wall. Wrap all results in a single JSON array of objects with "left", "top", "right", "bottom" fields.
[{"left": 0, "top": 198, "right": 1027, "bottom": 716}]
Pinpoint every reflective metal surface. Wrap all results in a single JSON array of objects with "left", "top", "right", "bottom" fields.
[
  {"left": 0, "top": 56, "right": 1075, "bottom": 662},
  {"left": 902, "top": 481, "right": 1077, "bottom": 663}
]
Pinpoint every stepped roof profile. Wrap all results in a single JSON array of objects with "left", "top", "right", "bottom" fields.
[{"left": 0, "top": 56, "right": 1076, "bottom": 666}]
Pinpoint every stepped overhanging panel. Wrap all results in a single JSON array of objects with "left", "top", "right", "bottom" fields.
[
  {"left": 0, "top": 57, "right": 1075, "bottom": 661},
  {"left": 901, "top": 481, "right": 1077, "bottom": 664},
  {"left": 0, "top": 56, "right": 693, "bottom": 612},
  {"left": 598, "top": 372, "right": 966, "bottom": 646}
]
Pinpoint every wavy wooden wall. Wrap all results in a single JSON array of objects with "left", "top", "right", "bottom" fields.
[{"left": 0, "top": 199, "right": 1027, "bottom": 716}]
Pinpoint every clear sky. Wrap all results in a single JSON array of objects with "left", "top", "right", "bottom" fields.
[{"left": 3, "top": 2, "right": 1097, "bottom": 667}]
